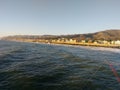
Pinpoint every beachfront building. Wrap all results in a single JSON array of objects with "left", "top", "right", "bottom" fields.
[
  {"left": 93, "top": 41, "right": 98, "bottom": 44},
  {"left": 115, "top": 40, "right": 120, "bottom": 45},
  {"left": 56, "top": 39, "right": 61, "bottom": 43},
  {"left": 69, "top": 39, "right": 76, "bottom": 43},
  {"left": 94, "top": 40, "right": 109, "bottom": 44},
  {"left": 58, "top": 38, "right": 77, "bottom": 44},
  {"left": 111, "top": 41, "right": 115, "bottom": 44},
  {"left": 110, "top": 40, "right": 120, "bottom": 45},
  {"left": 103, "top": 40, "right": 110, "bottom": 44},
  {"left": 51, "top": 39, "right": 56, "bottom": 42},
  {"left": 64, "top": 39, "right": 70, "bottom": 43},
  {"left": 81, "top": 40, "right": 86, "bottom": 43}
]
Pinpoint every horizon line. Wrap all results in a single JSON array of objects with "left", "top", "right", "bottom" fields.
[{"left": 1, "top": 29, "right": 120, "bottom": 38}]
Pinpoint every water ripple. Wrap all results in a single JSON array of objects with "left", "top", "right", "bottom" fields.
[{"left": 0, "top": 41, "right": 120, "bottom": 90}]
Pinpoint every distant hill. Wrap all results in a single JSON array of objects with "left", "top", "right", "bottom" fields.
[
  {"left": 57, "top": 29, "right": 120, "bottom": 41},
  {"left": 92, "top": 30, "right": 120, "bottom": 40},
  {"left": 2, "top": 29, "right": 120, "bottom": 41}
]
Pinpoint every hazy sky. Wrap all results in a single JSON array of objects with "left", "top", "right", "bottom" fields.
[{"left": 0, "top": 0, "right": 120, "bottom": 36}]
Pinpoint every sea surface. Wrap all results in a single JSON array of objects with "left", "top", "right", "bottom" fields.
[{"left": 0, "top": 40, "right": 120, "bottom": 90}]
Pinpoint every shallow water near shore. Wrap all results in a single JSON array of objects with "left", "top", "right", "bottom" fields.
[{"left": 0, "top": 40, "right": 120, "bottom": 90}]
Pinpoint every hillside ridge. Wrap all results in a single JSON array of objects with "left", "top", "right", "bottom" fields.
[{"left": 2, "top": 29, "right": 120, "bottom": 41}]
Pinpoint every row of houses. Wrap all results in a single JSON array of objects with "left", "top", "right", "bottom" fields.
[
  {"left": 11, "top": 38, "right": 120, "bottom": 45},
  {"left": 48, "top": 38, "right": 120, "bottom": 45},
  {"left": 93, "top": 40, "right": 120, "bottom": 45}
]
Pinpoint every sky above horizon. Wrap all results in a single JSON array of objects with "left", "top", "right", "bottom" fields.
[{"left": 0, "top": 0, "right": 120, "bottom": 37}]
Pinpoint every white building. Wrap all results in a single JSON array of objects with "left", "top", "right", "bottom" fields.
[{"left": 115, "top": 40, "right": 120, "bottom": 45}]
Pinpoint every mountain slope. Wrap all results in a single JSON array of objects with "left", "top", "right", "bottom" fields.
[
  {"left": 92, "top": 30, "right": 120, "bottom": 40},
  {"left": 2, "top": 30, "right": 120, "bottom": 41}
]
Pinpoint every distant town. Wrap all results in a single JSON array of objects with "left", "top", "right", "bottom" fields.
[
  {"left": 3, "top": 37, "right": 120, "bottom": 47},
  {"left": 2, "top": 30, "right": 120, "bottom": 48}
]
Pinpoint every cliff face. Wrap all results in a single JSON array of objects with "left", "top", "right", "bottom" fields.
[{"left": 2, "top": 30, "right": 120, "bottom": 41}]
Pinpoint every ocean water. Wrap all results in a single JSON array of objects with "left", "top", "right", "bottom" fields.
[{"left": 0, "top": 40, "right": 120, "bottom": 90}]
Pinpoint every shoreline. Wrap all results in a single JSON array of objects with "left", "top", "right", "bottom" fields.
[{"left": 2, "top": 40, "right": 120, "bottom": 49}]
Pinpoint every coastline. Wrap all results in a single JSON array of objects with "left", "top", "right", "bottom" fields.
[
  {"left": 2, "top": 40, "right": 120, "bottom": 49},
  {"left": 50, "top": 42, "right": 120, "bottom": 49}
]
